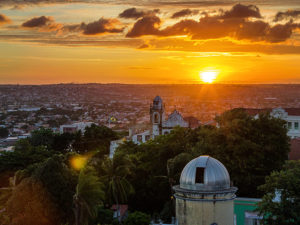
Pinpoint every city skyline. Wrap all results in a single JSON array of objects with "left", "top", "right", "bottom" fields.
[{"left": 0, "top": 0, "right": 300, "bottom": 84}]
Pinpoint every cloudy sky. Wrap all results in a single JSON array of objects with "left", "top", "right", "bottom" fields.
[{"left": 0, "top": 0, "right": 300, "bottom": 84}]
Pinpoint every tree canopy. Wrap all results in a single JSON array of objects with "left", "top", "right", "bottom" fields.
[
  {"left": 0, "top": 109, "right": 291, "bottom": 224},
  {"left": 258, "top": 160, "right": 300, "bottom": 225}
]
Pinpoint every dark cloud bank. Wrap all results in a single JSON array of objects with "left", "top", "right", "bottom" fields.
[
  {"left": 22, "top": 16, "right": 124, "bottom": 35},
  {"left": 126, "top": 4, "right": 300, "bottom": 43},
  {"left": 119, "top": 7, "right": 159, "bottom": 19},
  {"left": 9, "top": 3, "right": 300, "bottom": 46}
]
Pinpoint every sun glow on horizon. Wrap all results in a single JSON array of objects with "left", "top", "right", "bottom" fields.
[{"left": 199, "top": 70, "right": 219, "bottom": 83}]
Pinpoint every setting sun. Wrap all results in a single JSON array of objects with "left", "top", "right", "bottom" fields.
[{"left": 200, "top": 70, "right": 218, "bottom": 83}]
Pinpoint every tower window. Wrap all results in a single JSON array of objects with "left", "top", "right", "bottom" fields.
[
  {"left": 195, "top": 167, "right": 205, "bottom": 184},
  {"left": 154, "top": 113, "right": 160, "bottom": 123}
]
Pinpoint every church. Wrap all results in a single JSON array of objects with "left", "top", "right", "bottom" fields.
[
  {"left": 131, "top": 96, "right": 199, "bottom": 144},
  {"left": 109, "top": 96, "right": 200, "bottom": 157}
]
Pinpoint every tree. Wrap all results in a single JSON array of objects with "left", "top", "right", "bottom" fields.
[
  {"left": 123, "top": 211, "right": 151, "bottom": 225},
  {"left": 52, "top": 132, "right": 74, "bottom": 153},
  {"left": 118, "top": 128, "right": 198, "bottom": 213},
  {"left": 0, "top": 144, "right": 52, "bottom": 174},
  {"left": 99, "top": 155, "right": 134, "bottom": 222},
  {"left": 31, "top": 155, "right": 77, "bottom": 224},
  {"left": 258, "top": 160, "right": 300, "bottom": 225},
  {"left": 3, "top": 177, "right": 61, "bottom": 225},
  {"left": 72, "top": 124, "right": 118, "bottom": 154},
  {"left": 204, "top": 109, "right": 290, "bottom": 197},
  {"left": 74, "top": 167, "right": 104, "bottom": 225},
  {"left": 0, "top": 127, "right": 9, "bottom": 138},
  {"left": 90, "top": 207, "right": 115, "bottom": 225},
  {"left": 29, "top": 128, "right": 54, "bottom": 150}
]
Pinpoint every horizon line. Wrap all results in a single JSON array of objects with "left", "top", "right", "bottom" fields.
[{"left": 1, "top": 82, "right": 300, "bottom": 86}]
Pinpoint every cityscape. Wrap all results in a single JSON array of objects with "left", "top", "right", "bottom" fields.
[
  {"left": 1, "top": 0, "right": 300, "bottom": 224},
  {"left": 2, "top": 84, "right": 300, "bottom": 145}
]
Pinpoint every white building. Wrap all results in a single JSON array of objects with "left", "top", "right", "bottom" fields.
[
  {"left": 109, "top": 96, "right": 200, "bottom": 157},
  {"left": 59, "top": 122, "right": 94, "bottom": 134},
  {"left": 132, "top": 96, "right": 191, "bottom": 144},
  {"left": 246, "top": 107, "right": 300, "bottom": 138},
  {"left": 109, "top": 139, "right": 126, "bottom": 158}
]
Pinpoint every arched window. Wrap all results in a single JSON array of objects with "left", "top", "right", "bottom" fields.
[{"left": 154, "top": 113, "right": 160, "bottom": 123}]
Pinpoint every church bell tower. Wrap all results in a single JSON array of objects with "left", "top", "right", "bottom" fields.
[{"left": 150, "top": 96, "right": 165, "bottom": 137}]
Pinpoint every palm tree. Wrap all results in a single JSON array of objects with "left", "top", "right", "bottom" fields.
[
  {"left": 73, "top": 167, "right": 104, "bottom": 225},
  {"left": 100, "top": 155, "right": 134, "bottom": 222}
]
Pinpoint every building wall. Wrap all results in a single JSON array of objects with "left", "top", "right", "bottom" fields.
[
  {"left": 234, "top": 198, "right": 261, "bottom": 225},
  {"left": 286, "top": 115, "right": 300, "bottom": 138},
  {"left": 290, "top": 138, "right": 300, "bottom": 160},
  {"left": 176, "top": 198, "right": 234, "bottom": 225}
]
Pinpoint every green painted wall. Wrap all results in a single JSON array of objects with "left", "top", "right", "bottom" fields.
[{"left": 234, "top": 198, "right": 261, "bottom": 225}]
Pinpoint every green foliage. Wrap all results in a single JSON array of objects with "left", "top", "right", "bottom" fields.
[
  {"left": 74, "top": 167, "right": 105, "bottom": 225},
  {"left": 114, "top": 109, "right": 290, "bottom": 214},
  {"left": 0, "top": 127, "right": 9, "bottom": 138},
  {"left": 72, "top": 124, "right": 118, "bottom": 154},
  {"left": 212, "top": 109, "right": 290, "bottom": 197},
  {"left": 30, "top": 128, "right": 54, "bottom": 149},
  {"left": 28, "top": 124, "right": 116, "bottom": 154},
  {"left": 52, "top": 132, "right": 75, "bottom": 153},
  {"left": 3, "top": 177, "right": 61, "bottom": 225},
  {"left": 0, "top": 145, "right": 52, "bottom": 173},
  {"left": 29, "top": 155, "right": 78, "bottom": 224},
  {"left": 0, "top": 108, "right": 290, "bottom": 223},
  {"left": 123, "top": 211, "right": 151, "bottom": 225},
  {"left": 99, "top": 155, "right": 134, "bottom": 206},
  {"left": 14, "top": 139, "right": 33, "bottom": 151},
  {"left": 258, "top": 160, "right": 300, "bottom": 225},
  {"left": 90, "top": 207, "right": 114, "bottom": 225},
  {"left": 160, "top": 201, "right": 174, "bottom": 224}
]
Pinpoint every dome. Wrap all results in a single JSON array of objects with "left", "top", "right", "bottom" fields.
[{"left": 180, "top": 155, "right": 230, "bottom": 191}]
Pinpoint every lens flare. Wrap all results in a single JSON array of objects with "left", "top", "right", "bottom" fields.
[{"left": 70, "top": 155, "right": 88, "bottom": 170}]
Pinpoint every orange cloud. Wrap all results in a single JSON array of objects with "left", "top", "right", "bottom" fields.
[
  {"left": 0, "top": 14, "right": 11, "bottom": 25},
  {"left": 22, "top": 16, "right": 62, "bottom": 31},
  {"left": 171, "top": 9, "right": 199, "bottom": 19},
  {"left": 126, "top": 4, "right": 300, "bottom": 43},
  {"left": 119, "top": 7, "right": 159, "bottom": 20},
  {"left": 274, "top": 10, "right": 300, "bottom": 22},
  {"left": 21, "top": 16, "right": 124, "bottom": 35}
]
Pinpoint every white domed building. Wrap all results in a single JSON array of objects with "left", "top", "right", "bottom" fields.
[{"left": 173, "top": 155, "right": 237, "bottom": 225}]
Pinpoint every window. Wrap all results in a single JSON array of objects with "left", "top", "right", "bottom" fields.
[
  {"left": 244, "top": 211, "right": 262, "bottom": 225},
  {"left": 145, "top": 135, "right": 150, "bottom": 141},
  {"left": 154, "top": 113, "right": 160, "bottom": 123},
  {"left": 195, "top": 167, "right": 205, "bottom": 183},
  {"left": 164, "top": 131, "right": 169, "bottom": 135},
  {"left": 295, "top": 122, "right": 299, "bottom": 130},
  {"left": 137, "top": 135, "right": 142, "bottom": 142},
  {"left": 288, "top": 122, "right": 292, "bottom": 129}
]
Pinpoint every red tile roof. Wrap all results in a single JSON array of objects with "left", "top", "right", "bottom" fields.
[
  {"left": 184, "top": 116, "right": 200, "bottom": 129},
  {"left": 111, "top": 204, "right": 128, "bottom": 218},
  {"left": 243, "top": 108, "right": 272, "bottom": 116},
  {"left": 244, "top": 108, "right": 300, "bottom": 116},
  {"left": 283, "top": 108, "right": 300, "bottom": 116}
]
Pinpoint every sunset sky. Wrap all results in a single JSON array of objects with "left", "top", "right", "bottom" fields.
[{"left": 0, "top": 0, "right": 300, "bottom": 84}]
